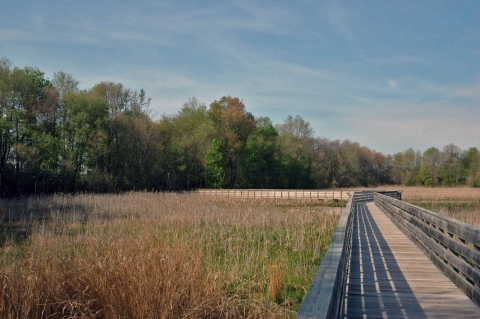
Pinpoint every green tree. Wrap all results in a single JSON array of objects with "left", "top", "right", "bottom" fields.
[
  {"left": 441, "top": 143, "right": 463, "bottom": 186},
  {"left": 421, "top": 147, "right": 442, "bottom": 186},
  {"left": 52, "top": 71, "right": 79, "bottom": 99},
  {"left": 275, "top": 115, "right": 314, "bottom": 188},
  {"left": 311, "top": 138, "right": 341, "bottom": 188},
  {"left": 90, "top": 82, "right": 152, "bottom": 190},
  {"left": 463, "top": 147, "right": 480, "bottom": 187},
  {"left": 239, "top": 117, "right": 278, "bottom": 188},
  {"left": 59, "top": 90, "right": 107, "bottom": 192},
  {"left": 0, "top": 58, "right": 15, "bottom": 195},
  {"left": 336, "top": 140, "right": 361, "bottom": 187},
  {"left": 0, "top": 58, "right": 60, "bottom": 195},
  {"left": 205, "top": 138, "right": 227, "bottom": 188}
]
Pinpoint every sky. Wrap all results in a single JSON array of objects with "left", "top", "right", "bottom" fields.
[{"left": 1, "top": 0, "right": 479, "bottom": 155}]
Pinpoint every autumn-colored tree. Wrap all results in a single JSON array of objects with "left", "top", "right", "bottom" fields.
[{"left": 208, "top": 96, "right": 256, "bottom": 187}]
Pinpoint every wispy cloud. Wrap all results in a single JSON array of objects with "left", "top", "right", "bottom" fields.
[
  {"left": 323, "top": 0, "right": 356, "bottom": 42},
  {"left": 449, "top": 84, "right": 480, "bottom": 100},
  {"left": 370, "top": 54, "right": 429, "bottom": 66}
]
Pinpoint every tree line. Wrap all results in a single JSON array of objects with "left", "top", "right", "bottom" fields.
[{"left": 1, "top": 58, "right": 479, "bottom": 196}]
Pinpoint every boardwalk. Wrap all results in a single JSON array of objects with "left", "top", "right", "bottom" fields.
[{"left": 343, "top": 202, "right": 479, "bottom": 318}]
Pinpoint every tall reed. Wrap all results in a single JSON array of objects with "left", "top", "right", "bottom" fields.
[{"left": 0, "top": 193, "right": 339, "bottom": 319}]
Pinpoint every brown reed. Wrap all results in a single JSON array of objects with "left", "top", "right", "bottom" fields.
[{"left": 0, "top": 192, "right": 339, "bottom": 319}]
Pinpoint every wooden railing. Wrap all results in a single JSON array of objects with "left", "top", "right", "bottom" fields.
[
  {"left": 196, "top": 189, "right": 350, "bottom": 201},
  {"left": 296, "top": 192, "right": 355, "bottom": 319},
  {"left": 374, "top": 192, "right": 480, "bottom": 306},
  {"left": 353, "top": 190, "right": 402, "bottom": 202}
]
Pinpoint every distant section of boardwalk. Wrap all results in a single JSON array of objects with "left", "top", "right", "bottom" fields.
[
  {"left": 344, "top": 202, "right": 479, "bottom": 318},
  {"left": 196, "top": 189, "right": 350, "bottom": 201}
]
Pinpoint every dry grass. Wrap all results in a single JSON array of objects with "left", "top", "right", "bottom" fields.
[
  {"left": 398, "top": 187, "right": 480, "bottom": 202},
  {"left": 0, "top": 193, "right": 339, "bottom": 319},
  {"left": 385, "top": 186, "right": 480, "bottom": 227}
]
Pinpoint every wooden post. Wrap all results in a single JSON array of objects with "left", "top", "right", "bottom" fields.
[{"left": 332, "top": 190, "right": 335, "bottom": 214}]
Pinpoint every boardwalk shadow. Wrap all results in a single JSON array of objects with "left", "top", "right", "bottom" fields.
[{"left": 344, "top": 203, "right": 427, "bottom": 318}]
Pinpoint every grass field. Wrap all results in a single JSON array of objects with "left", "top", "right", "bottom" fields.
[
  {"left": 1, "top": 187, "right": 478, "bottom": 318},
  {"left": 0, "top": 193, "right": 340, "bottom": 319}
]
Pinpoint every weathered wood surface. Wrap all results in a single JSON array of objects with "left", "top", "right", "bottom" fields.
[
  {"left": 353, "top": 190, "right": 402, "bottom": 203},
  {"left": 296, "top": 192, "right": 355, "bottom": 319},
  {"left": 196, "top": 189, "right": 351, "bottom": 201},
  {"left": 344, "top": 202, "right": 479, "bottom": 318},
  {"left": 375, "top": 193, "right": 480, "bottom": 306}
]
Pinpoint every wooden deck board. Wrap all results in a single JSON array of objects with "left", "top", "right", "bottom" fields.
[{"left": 343, "top": 202, "right": 479, "bottom": 318}]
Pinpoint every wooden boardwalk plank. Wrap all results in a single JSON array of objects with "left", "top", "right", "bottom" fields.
[{"left": 343, "top": 202, "right": 479, "bottom": 319}]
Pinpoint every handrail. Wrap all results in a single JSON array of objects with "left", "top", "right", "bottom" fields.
[
  {"left": 374, "top": 193, "right": 480, "bottom": 306},
  {"left": 353, "top": 190, "right": 402, "bottom": 202},
  {"left": 296, "top": 192, "right": 355, "bottom": 319},
  {"left": 196, "top": 189, "right": 351, "bottom": 200}
]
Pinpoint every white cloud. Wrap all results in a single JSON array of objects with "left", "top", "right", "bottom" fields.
[{"left": 387, "top": 79, "right": 398, "bottom": 88}]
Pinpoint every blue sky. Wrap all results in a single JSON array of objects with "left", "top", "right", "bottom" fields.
[{"left": 1, "top": 0, "right": 479, "bottom": 154}]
